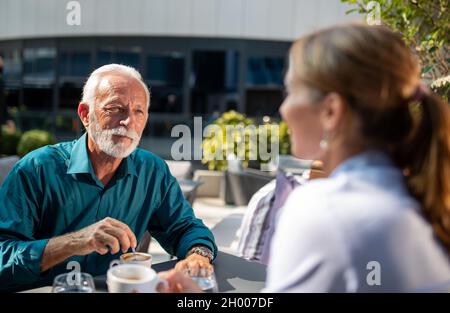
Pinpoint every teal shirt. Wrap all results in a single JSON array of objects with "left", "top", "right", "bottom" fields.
[{"left": 0, "top": 133, "right": 217, "bottom": 292}]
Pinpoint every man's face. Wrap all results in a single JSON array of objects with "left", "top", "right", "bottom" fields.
[{"left": 88, "top": 74, "right": 149, "bottom": 158}]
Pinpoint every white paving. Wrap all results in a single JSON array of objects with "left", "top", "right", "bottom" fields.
[{"left": 148, "top": 197, "right": 247, "bottom": 264}]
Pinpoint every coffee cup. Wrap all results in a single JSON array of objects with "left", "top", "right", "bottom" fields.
[
  {"left": 107, "top": 263, "right": 165, "bottom": 293},
  {"left": 111, "top": 252, "right": 153, "bottom": 268}
]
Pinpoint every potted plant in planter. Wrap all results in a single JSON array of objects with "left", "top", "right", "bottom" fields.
[
  {"left": 201, "top": 110, "right": 254, "bottom": 204},
  {"left": 201, "top": 110, "right": 255, "bottom": 171},
  {"left": 201, "top": 111, "right": 288, "bottom": 205}
]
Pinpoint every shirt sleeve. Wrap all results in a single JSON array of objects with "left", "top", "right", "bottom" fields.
[
  {"left": 0, "top": 164, "right": 49, "bottom": 291},
  {"left": 263, "top": 183, "right": 355, "bottom": 293},
  {"left": 147, "top": 164, "right": 217, "bottom": 261}
]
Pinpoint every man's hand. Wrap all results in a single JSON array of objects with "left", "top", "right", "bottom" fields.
[
  {"left": 40, "top": 217, "right": 137, "bottom": 272},
  {"left": 174, "top": 253, "right": 213, "bottom": 276},
  {"left": 157, "top": 269, "right": 203, "bottom": 293},
  {"left": 71, "top": 217, "right": 137, "bottom": 255}
]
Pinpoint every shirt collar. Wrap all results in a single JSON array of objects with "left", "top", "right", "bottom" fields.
[
  {"left": 329, "top": 149, "right": 394, "bottom": 178},
  {"left": 67, "top": 132, "right": 93, "bottom": 175},
  {"left": 66, "top": 132, "right": 138, "bottom": 178}
]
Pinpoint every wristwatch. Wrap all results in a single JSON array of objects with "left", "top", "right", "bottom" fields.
[{"left": 186, "top": 245, "right": 214, "bottom": 262}]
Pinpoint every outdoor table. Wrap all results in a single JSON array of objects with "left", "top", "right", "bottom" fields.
[{"left": 21, "top": 251, "right": 267, "bottom": 293}]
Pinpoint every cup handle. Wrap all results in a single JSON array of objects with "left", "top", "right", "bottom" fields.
[{"left": 109, "top": 260, "right": 121, "bottom": 268}]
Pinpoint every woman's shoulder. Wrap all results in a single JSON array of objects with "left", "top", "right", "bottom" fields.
[
  {"left": 287, "top": 176, "right": 348, "bottom": 207},
  {"left": 280, "top": 177, "right": 344, "bottom": 229}
]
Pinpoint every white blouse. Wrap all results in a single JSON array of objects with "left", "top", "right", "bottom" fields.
[{"left": 264, "top": 150, "right": 450, "bottom": 292}]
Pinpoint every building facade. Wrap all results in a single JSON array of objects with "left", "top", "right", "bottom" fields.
[{"left": 0, "top": 0, "right": 359, "bottom": 139}]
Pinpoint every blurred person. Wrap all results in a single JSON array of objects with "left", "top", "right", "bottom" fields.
[
  {"left": 236, "top": 160, "right": 325, "bottom": 265},
  {"left": 156, "top": 23, "right": 450, "bottom": 293},
  {"left": 0, "top": 64, "right": 216, "bottom": 292}
]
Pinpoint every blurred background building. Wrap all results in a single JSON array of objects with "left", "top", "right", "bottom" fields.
[{"left": 0, "top": 0, "right": 358, "bottom": 157}]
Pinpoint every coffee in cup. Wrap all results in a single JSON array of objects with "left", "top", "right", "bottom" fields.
[{"left": 115, "top": 252, "right": 152, "bottom": 268}]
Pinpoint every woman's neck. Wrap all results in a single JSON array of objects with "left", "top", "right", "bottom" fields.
[{"left": 321, "top": 144, "right": 367, "bottom": 176}]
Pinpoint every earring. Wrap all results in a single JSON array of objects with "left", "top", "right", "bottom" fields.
[{"left": 319, "top": 133, "right": 329, "bottom": 150}]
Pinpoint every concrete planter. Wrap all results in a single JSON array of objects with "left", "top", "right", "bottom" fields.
[
  {"left": 193, "top": 170, "right": 224, "bottom": 198},
  {"left": 225, "top": 168, "right": 274, "bottom": 206}
]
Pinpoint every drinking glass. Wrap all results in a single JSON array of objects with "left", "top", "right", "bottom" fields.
[
  {"left": 184, "top": 268, "right": 218, "bottom": 293},
  {"left": 52, "top": 272, "right": 96, "bottom": 293}
]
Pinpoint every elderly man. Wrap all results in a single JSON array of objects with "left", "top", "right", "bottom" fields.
[{"left": 0, "top": 64, "right": 217, "bottom": 292}]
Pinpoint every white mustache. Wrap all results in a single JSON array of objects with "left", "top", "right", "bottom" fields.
[{"left": 105, "top": 126, "right": 139, "bottom": 141}]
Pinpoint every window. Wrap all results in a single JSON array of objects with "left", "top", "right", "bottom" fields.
[
  {"left": 59, "top": 51, "right": 92, "bottom": 77},
  {"left": 190, "top": 50, "right": 240, "bottom": 114},
  {"left": 1, "top": 49, "right": 22, "bottom": 121},
  {"left": 21, "top": 47, "right": 56, "bottom": 112},
  {"left": 146, "top": 54, "right": 184, "bottom": 87},
  {"left": 245, "top": 56, "right": 285, "bottom": 117},
  {"left": 245, "top": 89, "right": 283, "bottom": 117},
  {"left": 23, "top": 47, "right": 56, "bottom": 84},
  {"left": 2, "top": 49, "right": 22, "bottom": 85},
  {"left": 23, "top": 87, "right": 53, "bottom": 110},
  {"left": 97, "top": 47, "right": 141, "bottom": 69},
  {"left": 148, "top": 88, "right": 182, "bottom": 113},
  {"left": 97, "top": 49, "right": 114, "bottom": 66},
  {"left": 246, "top": 57, "right": 284, "bottom": 86},
  {"left": 59, "top": 82, "right": 82, "bottom": 109},
  {"left": 145, "top": 54, "right": 185, "bottom": 114},
  {"left": 116, "top": 51, "right": 140, "bottom": 69}
]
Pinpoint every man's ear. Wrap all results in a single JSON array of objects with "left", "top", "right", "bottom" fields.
[
  {"left": 319, "top": 92, "right": 346, "bottom": 133},
  {"left": 78, "top": 102, "right": 90, "bottom": 128}
]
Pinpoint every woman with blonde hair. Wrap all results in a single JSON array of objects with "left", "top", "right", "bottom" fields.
[{"left": 158, "top": 23, "right": 450, "bottom": 292}]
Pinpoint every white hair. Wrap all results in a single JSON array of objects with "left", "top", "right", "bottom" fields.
[{"left": 82, "top": 63, "right": 150, "bottom": 110}]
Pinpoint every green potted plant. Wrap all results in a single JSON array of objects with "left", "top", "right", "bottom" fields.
[
  {"left": 202, "top": 111, "right": 286, "bottom": 205},
  {"left": 279, "top": 120, "right": 291, "bottom": 155},
  {"left": 201, "top": 110, "right": 256, "bottom": 171}
]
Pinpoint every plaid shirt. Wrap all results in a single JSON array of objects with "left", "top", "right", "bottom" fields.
[{"left": 236, "top": 171, "right": 303, "bottom": 265}]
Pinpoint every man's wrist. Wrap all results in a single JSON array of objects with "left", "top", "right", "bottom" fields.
[
  {"left": 65, "top": 232, "right": 83, "bottom": 255},
  {"left": 186, "top": 245, "right": 214, "bottom": 263},
  {"left": 41, "top": 234, "right": 78, "bottom": 273}
]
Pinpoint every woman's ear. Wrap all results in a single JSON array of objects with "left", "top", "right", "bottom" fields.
[
  {"left": 78, "top": 102, "right": 90, "bottom": 128},
  {"left": 319, "top": 92, "right": 347, "bottom": 133}
]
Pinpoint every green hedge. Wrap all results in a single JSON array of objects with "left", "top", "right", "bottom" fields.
[
  {"left": 17, "top": 130, "right": 56, "bottom": 157},
  {"left": 1, "top": 125, "right": 22, "bottom": 155}
]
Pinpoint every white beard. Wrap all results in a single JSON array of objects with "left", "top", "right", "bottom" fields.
[{"left": 88, "top": 111, "right": 140, "bottom": 159}]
